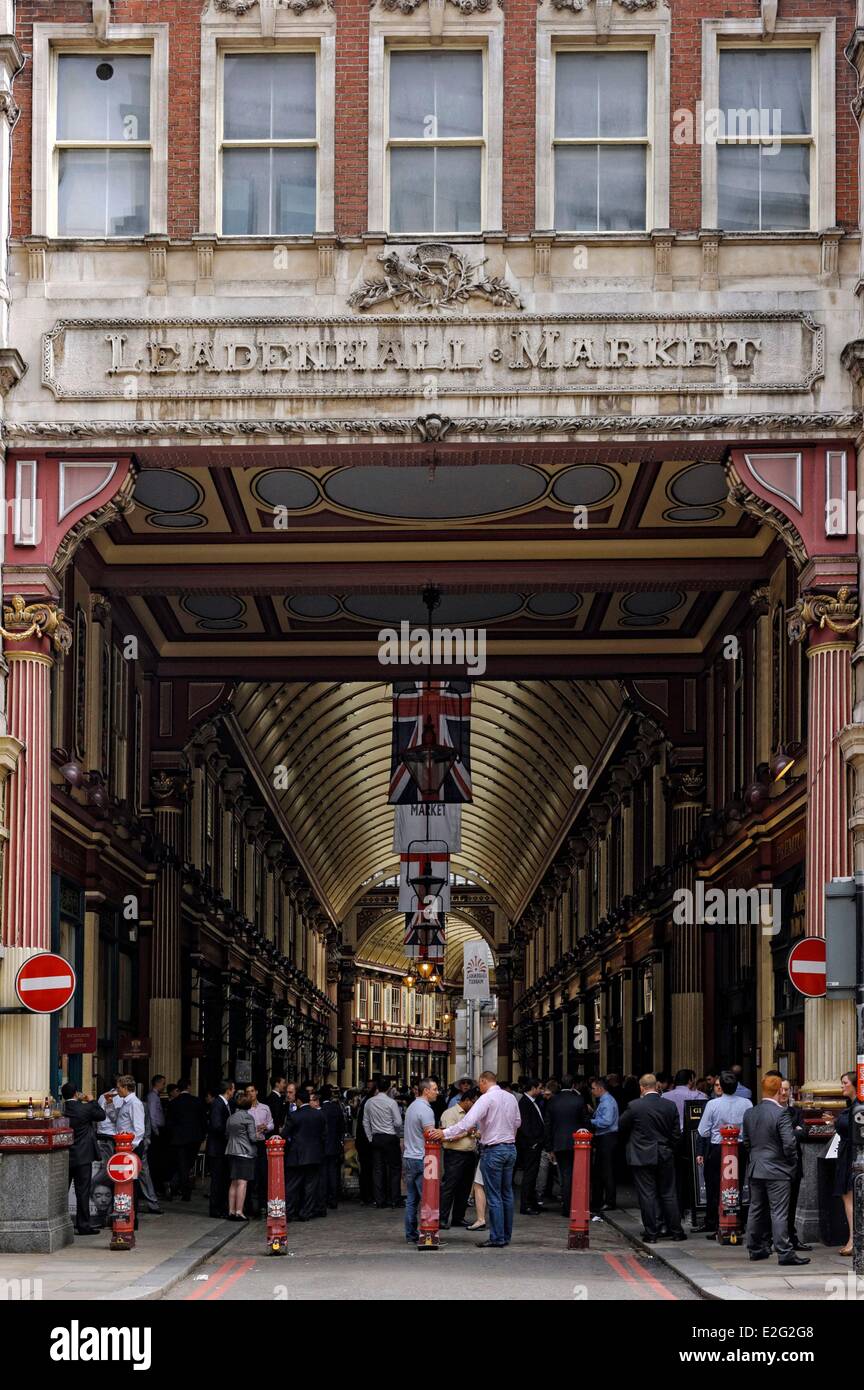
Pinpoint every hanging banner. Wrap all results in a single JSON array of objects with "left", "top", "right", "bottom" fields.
[
  {"left": 388, "top": 680, "right": 472, "bottom": 805},
  {"left": 394, "top": 802, "right": 462, "bottom": 854},
  {"left": 463, "top": 941, "right": 493, "bottom": 1000},
  {"left": 398, "top": 844, "right": 451, "bottom": 913}
]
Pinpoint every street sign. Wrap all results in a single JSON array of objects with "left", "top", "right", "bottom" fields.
[
  {"left": 106, "top": 1151, "right": 141, "bottom": 1183},
  {"left": 826, "top": 877, "right": 857, "bottom": 998},
  {"left": 788, "top": 937, "right": 827, "bottom": 998},
  {"left": 14, "top": 952, "right": 76, "bottom": 1014},
  {"left": 59, "top": 1026, "right": 97, "bottom": 1055}
]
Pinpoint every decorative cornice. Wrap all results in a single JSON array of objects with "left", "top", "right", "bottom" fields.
[
  {"left": 6, "top": 410, "right": 859, "bottom": 446},
  {"left": 1, "top": 597, "right": 72, "bottom": 654},
  {"left": 52, "top": 461, "right": 137, "bottom": 577},
  {"left": 349, "top": 244, "right": 521, "bottom": 312},
  {"left": 0, "top": 347, "right": 25, "bottom": 396},
  {"left": 787, "top": 587, "right": 860, "bottom": 644},
  {"left": 724, "top": 457, "right": 808, "bottom": 570}
]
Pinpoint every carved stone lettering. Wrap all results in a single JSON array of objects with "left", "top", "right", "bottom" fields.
[{"left": 40, "top": 312, "right": 823, "bottom": 403}]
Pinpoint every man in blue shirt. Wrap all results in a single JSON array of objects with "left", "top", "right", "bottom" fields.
[
  {"left": 697, "top": 1070, "right": 752, "bottom": 1235},
  {"left": 589, "top": 1076, "right": 619, "bottom": 1213},
  {"left": 402, "top": 1078, "right": 438, "bottom": 1244}
]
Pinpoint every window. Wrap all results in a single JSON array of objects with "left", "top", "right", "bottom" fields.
[
  {"left": 221, "top": 52, "right": 317, "bottom": 235},
  {"left": 357, "top": 979, "right": 368, "bottom": 1020},
  {"left": 554, "top": 50, "right": 648, "bottom": 231},
  {"left": 55, "top": 53, "right": 151, "bottom": 237},
  {"left": 371, "top": 981, "right": 382, "bottom": 1022},
  {"left": 387, "top": 49, "right": 484, "bottom": 233},
  {"left": 390, "top": 987, "right": 402, "bottom": 1028},
  {"left": 717, "top": 48, "right": 812, "bottom": 230}
]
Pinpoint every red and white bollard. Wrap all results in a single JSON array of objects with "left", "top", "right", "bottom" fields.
[
  {"left": 568, "top": 1128, "right": 593, "bottom": 1250},
  {"left": 417, "top": 1128, "right": 442, "bottom": 1250},
  {"left": 266, "top": 1135, "right": 288, "bottom": 1254},
  {"left": 718, "top": 1124, "right": 743, "bottom": 1245},
  {"left": 107, "top": 1131, "right": 140, "bottom": 1251}
]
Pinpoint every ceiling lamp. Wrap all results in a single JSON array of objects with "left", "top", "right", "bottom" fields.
[
  {"left": 400, "top": 713, "right": 457, "bottom": 799},
  {"left": 407, "top": 839, "right": 448, "bottom": 906}
]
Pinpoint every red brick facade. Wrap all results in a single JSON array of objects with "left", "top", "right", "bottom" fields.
[{"left": 9, "top": 0, "right": 860, "bottom": 239}]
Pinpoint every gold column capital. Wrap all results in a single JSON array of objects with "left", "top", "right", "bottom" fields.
[
  {"left": 0, "top": 596, "right": 72, "bottom": 654},
  {"left": 787, "top": 586, "right": 860, "bottom": 644}
]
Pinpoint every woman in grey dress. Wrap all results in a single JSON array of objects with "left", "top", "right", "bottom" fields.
[{"left": 225, "top": 1095, "right": 258, "bottom": 1221}]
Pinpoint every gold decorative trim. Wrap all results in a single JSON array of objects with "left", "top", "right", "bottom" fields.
[{"left": 1, "top": 597, "right": 72, "bottom": 653}]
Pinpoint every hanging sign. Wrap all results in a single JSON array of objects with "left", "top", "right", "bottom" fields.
[
  {"left": 463, "top": 941, "right": 493, "bottom": 1001},
  {"left": 394, "top": 802, "right": 462, "bottom": 854},
  {"left": 388, "top": 681, "right": 472, "bottom": 805}
]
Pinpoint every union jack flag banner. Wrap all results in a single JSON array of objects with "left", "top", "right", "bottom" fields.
[
  {"left": 388, "top": 680, "right": 472, "bottom": 805},
  {"left": 404, "top": 902, "right": 446, "bottom": 961}
]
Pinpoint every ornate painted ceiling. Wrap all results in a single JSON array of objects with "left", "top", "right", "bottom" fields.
[{"left": 82, "top": 453, "right": 778, "bottom": 678}]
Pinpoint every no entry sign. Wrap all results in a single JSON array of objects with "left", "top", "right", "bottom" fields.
[
  {"left": 106, "top": 1151, "right": 141, "bottom": 1183},
  {"left": 787, "top": 938, "right": 827, "bottom": 998},
  {"left": 15, "top": 952, "right": 76, "bottom": 1014}
]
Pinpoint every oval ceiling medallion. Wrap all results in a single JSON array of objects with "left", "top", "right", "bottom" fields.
[
  {"left": 551, "top": 465, "right": 619, "bottom": 507},
  {"left": 525, "top": 593, "right": 583, "bottom": 617},
  {"left": 181, "top": 595, "right": 247, "bottom": 631},
  {"left": 148, "top": 511, "right": 207, "bottom": 529},
  {"left": 323, "top": 465, "right": 547, "bottom": 519},
  {"left": 285, "top": 595, "right": 342, "bottom": 619},
  {"left": 252, "top": 470, "right": 321, "bottom": 511},
  {"left": 133, "top": 469, "right": 203, "bottom": 513},
  {"left": 619, "top": 590, "right": 686, "bottom": 627}
]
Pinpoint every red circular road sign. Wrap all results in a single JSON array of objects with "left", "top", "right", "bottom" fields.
[
  {"left": 787, "top": 937, "right": 827, "bottom": 998},
  {"left": 14, "top": 952, "right": 76, "bottom": 1015},
  {"left": 106, "top": 1151, "right": 141, "bottom": 1183}
]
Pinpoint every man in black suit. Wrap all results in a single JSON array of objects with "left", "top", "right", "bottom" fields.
[
  {"left": 166, "top": 1079, "right": 206, "bottom": 1201},
  {"left": 283, "top": 1085, "right": 326, "bottom": 1221},
  {"left": 266, "top": 1075, "right": 288, "bottom": 1135},
  {"left": 544, "top": 1074, "right": 590, "bottom": 1217},
  {"left": 743, "top": 1074, "right": 810, "bottom": 1266},
  {"left": 206, "top": 1079, "right": 235, "bottom": 1218},
  {"left": 318, "top": 1084, "right": 346, "bottom": 1211},
  {"left": 517, "top": 1079, "right": 545, "bottom": 1214},
  {"left": 618, "top": 1073, "right": 686, "bottom": 1243},
  {"left": 62, "top": 1082, "right": 105, "bottom": 1234},
  {"left": 354, "top": 1077, "right": 376, "bottom": 1205}
]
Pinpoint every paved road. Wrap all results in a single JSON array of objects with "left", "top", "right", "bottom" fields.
[{"left": 168, "top": 1203, "right": 700, "bottom": 1301}]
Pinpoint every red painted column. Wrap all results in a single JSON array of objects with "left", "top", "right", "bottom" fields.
[
  {"left": 418, "top": 1129, "right": 442, "bottom": 1250},
  {"left": 788, "top": 593, "right": 857, "bottom": 1097},
  {"left": 0, "top": 602, "right": 70, "bottom": 1112},
  {"left": 266, "top": 1135, "right": 288, "bottom": 1254},
  {"left": 718, "top": 1125, "right": 742, "bottom": 1246}
]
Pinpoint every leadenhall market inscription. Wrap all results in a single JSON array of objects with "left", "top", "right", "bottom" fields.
[{"left": 41, "top": 312, "right": 824, "bottom": 402}]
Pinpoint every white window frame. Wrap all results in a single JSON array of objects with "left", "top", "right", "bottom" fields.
[
  {"left": 535, "top": 4, "right": 670, "bottom": 233},
  {"left": 701, "top": 17, "right": 835, "bottom": 233},
  {"left": 199, "top": 6, "right": 335, "bottom": 237},
  {"left": 384, "top": 42, "right": 487, "bottom": 238},
  {"left": 368, "top": 6, "right": 504, "bottom": 236},
  {"left": 32, "top": 22, "right": 168, "bottom": 239},
  {"left": 550, "top": 42, "right": 654, "bottom": 235}
]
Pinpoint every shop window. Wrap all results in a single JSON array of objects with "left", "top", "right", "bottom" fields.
[{"left": 356, "top": 978, "right": 368, "bottom": 1020}]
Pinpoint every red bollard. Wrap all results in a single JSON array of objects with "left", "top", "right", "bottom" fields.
[
  {"left": 417, "top": 1128, "right": 442, "bottom": 1251},
  {"left": 718, "top": 1124, "right": 743, "bottom": 1245},
  {"left": 107, "top": 1131, "right": 140, "bottom": 1251},
  {"left": 265, "top": 1135, "right": 288, "bottom": 1254},
  {"left": 568, "top": 1128, "right": 593, "bottom": 1249}
]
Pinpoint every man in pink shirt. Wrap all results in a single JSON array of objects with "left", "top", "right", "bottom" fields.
[{"left": 431, "top": 1070, "right": 521, "bottom": 1248}]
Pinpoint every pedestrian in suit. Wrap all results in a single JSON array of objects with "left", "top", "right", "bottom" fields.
[
  {"left": 517, "top": 1079, "right": 545, "bottom": 1215},
  {"left": 283, "top": 1086, "right": 326, "bottom": 1221},
  {"left": 206, "top": 1080, "right": 235, "bottom": 1218},
  {"left": 266, "top": 1076, "right": 288, "bottom": 1135},
  {"left": 544, "top": 1075, "right": 590, "bottom": 1217},
  {"left": 618, "top": 1073, "right": 686, "bottom": 1242},
  {"left": 318, "top": 1084, "right": 346, "bottom": 1211},
  {"left": 743, "top": 1073, "right": 809, "bottom": 1266},
  {"left": 166, "top": 1079, "right": 206, "bottom": 1201},
  {"left": 62, "top": 1082, "right": 105, "bottom": 1235},
  {"left": 776, "top": 1076, "right": 811, "bottom": 1252}
]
